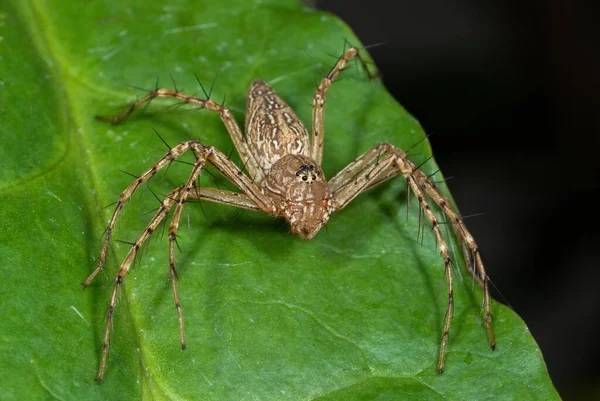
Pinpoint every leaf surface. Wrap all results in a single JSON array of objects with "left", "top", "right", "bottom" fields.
[{"left": 0, "top": 1, "right": 560, "bottom": 400}]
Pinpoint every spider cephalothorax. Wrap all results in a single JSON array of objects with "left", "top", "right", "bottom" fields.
[
  {"left": 261, "top": 154, "right": 331, "bottom": 239},
  {"left": 84, "top": 46, "right": 495, "bottom": 382}
]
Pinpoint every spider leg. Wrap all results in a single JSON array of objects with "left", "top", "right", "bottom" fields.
[
  {"left": 200, "top": 146, "right": 276, "bottom": 213},
  {"left": 96, "top": 87, "right": 265, "bottom": 183},
  {"left": 413, "top": 165, "right": 494, "bottom": 348},
  {"left": 187, "top": 186, "right": 261, "bottom": 211},
  {"left": 96, "top": 186, "right": 183, "bottom": 382},
  {"left": 331, "top": 143, "right": 488, "bottom": 291},
  {"left": 331, "top": 142, "right": 494, "bottom": 372},
  {"left": 408, "top": 172, "right": 493, "bottom": 347},
  {"left": 328, "top": 145, "right": 389, "bottom": 193},
  {"left": 165, "top": 149, "right": 278, "bottom": 350},
  {"left": 167, "top": 154, "right": 207, "bottom": 356},
  {"left": 167, "top": 187, "right": 263, "bottom": 351},
  {"left": 83, "top": 143, "right": 275, "bottom": 288},
  {"left": 82, "top": 141, "right": 204, "bottom": 288},
  {"left": 161, "top": 149, "right": 267, "bottom": 357},
  {"left": 86, "top": 141, "right": 276, "bottom": 381},
  {"left": 162, "top": 147, "right": 223, "bottom": 356},
  {"left": 310, "top": 46, "right": 379, "bottom": 165}
]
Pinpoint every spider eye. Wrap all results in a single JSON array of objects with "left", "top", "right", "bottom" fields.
[
  {"left": 312, "top": 175, "right": 316, "bottom": 180},
  {"left": 302, "top": 176, "right": 308, "bottom": 181}
]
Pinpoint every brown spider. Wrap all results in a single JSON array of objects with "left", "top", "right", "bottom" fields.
[{"left": 83, "top": 46, "right": 494, "bottom": 382}]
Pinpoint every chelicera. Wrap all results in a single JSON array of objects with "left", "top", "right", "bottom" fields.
[{"left": 83, "top": 46, "right": 495, "bottom": 382}]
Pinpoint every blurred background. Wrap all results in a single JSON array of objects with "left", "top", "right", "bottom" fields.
[{"left": 311, "top": 1, "right": 600, "bottom": 399}]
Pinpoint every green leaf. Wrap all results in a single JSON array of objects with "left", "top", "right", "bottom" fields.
[{"left": 0, "top": 0, "right": 560, "bottom": 400}]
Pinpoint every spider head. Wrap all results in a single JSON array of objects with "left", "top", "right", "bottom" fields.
[{"left": 262, "top": 155, "right": 332, "bottom": 239}]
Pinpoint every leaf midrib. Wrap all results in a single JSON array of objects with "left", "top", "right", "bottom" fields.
[{"left": 22, "top": 0, "right": 159, "bottom": 392}]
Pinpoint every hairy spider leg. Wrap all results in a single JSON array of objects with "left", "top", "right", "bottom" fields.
[
  {"left": 311, "top": 46, "right": 380, "bottom": 165},
  {"left": 84, "top": 140, "right": 276, "bottom": 381},
  {"left": 329, "top": 142, "right": 489, "bottom": 293},
  {"left": 94, "top": 186, "right": 180, "bottom": 382},
  {"left": 329, "top": 142, "right": 494, "bottom": 372},
  {"left": 96, "top": 88, "right": 266, "bottom": 184},
  {"left": 82, "top": 141, "right": 203, "bottom": 288}
]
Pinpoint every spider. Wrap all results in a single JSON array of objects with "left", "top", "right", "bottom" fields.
[{"left": 83, "top": 46, "right": 495, "bottom": 382}]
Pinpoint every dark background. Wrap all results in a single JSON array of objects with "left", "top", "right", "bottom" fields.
[{"left": 315, "top": 1, "right": 600, "bottom": 399}]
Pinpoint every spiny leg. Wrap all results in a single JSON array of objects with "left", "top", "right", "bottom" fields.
[
  {"left": 166, "top": 152, "right": 208, "bottom": 352},
  {"left": 94, "top": 183, "right": 265, "bottom": 381},
  {"left": 392, "top": 165, "right": 487, "bottom": 289},
  {"left": 165, "top": 187, "right": 261, "bottom": 350},
  {"left": 96, "top": 186, "right": 183, "bottom": 382},
  {"left": 310, "top": 46, "right": 380, "bottom": 165},
  {"left": 331, "top": 142, "right": 494, "bottom": 349},
  {"left": 356, "top": 146, "right": 492, "bottom": 347},
  {"left": 96, "top": 86, "right": 265, "bottom": 183},
  {"left": 379, "top": 167, "right": 487, "bottom": 287},
  {"left": 88, "top": 141, "right": 280, "bottom": 380},
  {"left": 412, "top": 166, "right": 494, "bottom": 348},
  {"left": 331, "top": 144, "right": 484, "bottom": 286},
  {"left": 187, "top": 186, "right": 261, "bottom": 212},
  {"left": 161, "top": 146, "right": 281, "bottom": 354},
  {"left": 82, "top": 141, "right": 204, "bottom": 288},
  {"left": 83, "top": 138, "right": 276, "bottom": 289},
  {"left": 404, "top": 171, "right": 455, "bottom": 373},
  {"left": 328, "top": 145, "right": 390, "bottom": 193},
  {"left": 331, "top": 143, "right": 477, "bottom": 373},
  {"left": 198, "top": 146, "right": 277, "bottom": 214},
  {"left": 166, "top": 186, "right": 262, "bottom": 349}
]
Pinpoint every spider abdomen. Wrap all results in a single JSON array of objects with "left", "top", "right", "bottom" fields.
[{"left": 245, "top": 80, "right": 310, "bottom": 171}]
